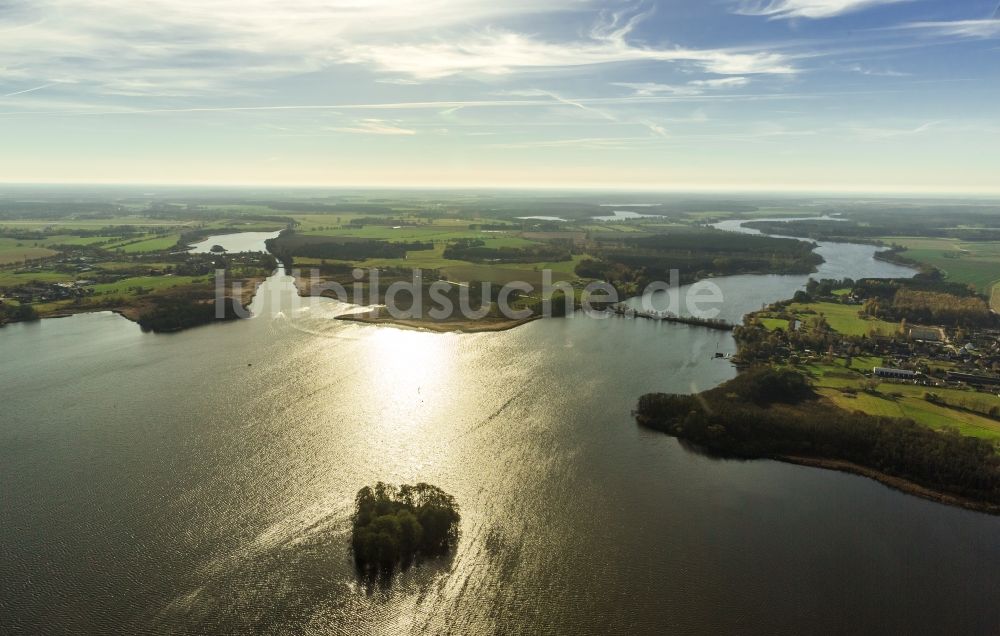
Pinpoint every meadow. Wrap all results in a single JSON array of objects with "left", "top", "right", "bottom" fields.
[
  {"left": 883, "top": 237, "right": 1000, "bottom": 306},
  {"left": 776, "top": 301, "right": 899, "bottom": 336},
  {"left": 89, "top": 275, "right": 207, "bottom": 296},
  {"left": 0, "top": 216, "right": 194, "bottom": 230},
  {"left": 804, "top": 361, "right": 1000, "bottom": 442},
  {"left": 0, "top": 234, "right": 159, "bottom": 264},
  {"left": 0, "top": 238, "right": 58, "bottom": 264}
]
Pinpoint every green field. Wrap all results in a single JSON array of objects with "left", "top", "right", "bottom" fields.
[
  {"left": 0, "top": 238, "right": 58, "bottom": 264},
  {"left": 784, "top": 301, "right": 899, "bottom": 336},
  {"left": 581, "top": 223, "right": 649, "bottom": 233},
  {"left": 28, "top": 276, "right": 204, "bottom": 315},
  {"left": 683, "top": 208, "right": 823, "bottom": 222},
  {"left": 846, "top": 355, "right": 883, "bottom": 372},
  {"left": 293, "top": 240, "right": 586, "bottom": 287},
  {"left": 278, "top": 214, "right": 588, "bottom": 287},
  {"left": 885, "top": 237, "right": 1000, "bottom": 297},
  {"left": 111, "top": 235, "right": 183, "bottom": 253},
  {"left": 0, "top": 232, "right": 184, "bottom": 263},
  {"left": 90, "top": 275, "right": 206, "bottom": 296},
  {"left": 0, "top": 269, "right": 73, "bottom": 287},
  {"left": 47, "top": 234, "right": 114, "bottom": 245},
  {"left": 823, "top": 388, "right": 1000, "bottom": 441},
  {"left": 805, "top": 361, "right": 1000, "bottom": 442},
  {"left": 303, "top": 224, "right": 505, "bottom": 243},
  {"left": 0, "top": 217, "right": 195, "bottom": 230},
  {"left": 441, "top": 255, "right": 586, "bottom": 287},
  {"left": 760, "top": 317, "right": 792, "bottom": 331},
  {"left": 201, "top": 220, "right": 286, "bottom": 232}
]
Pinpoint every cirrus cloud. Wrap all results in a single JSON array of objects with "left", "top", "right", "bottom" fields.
[
  {"left": 895, "top": 19, "right": 1000, "bottom": 38},
  {"left": 733, "top": 0, "right": 911, "bottom": 20},
  {"left": 327, "top": 119, "right": 416, "bottom": 135},
  {"left": 0, "top": 0, "right": 796, "bottom": 104},
  {"left": 340, "top": 31, "right": 795, "bottom": 79}
]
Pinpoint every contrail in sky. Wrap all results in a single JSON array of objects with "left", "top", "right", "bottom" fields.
[
  {"left": 1, "top": 83, "right": 56, "bottom": 98},
  {"left": 0, "top": 92, "right": 841, "bottom": 118}
]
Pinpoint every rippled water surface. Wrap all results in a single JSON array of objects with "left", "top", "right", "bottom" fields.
[
  {"left": 188, "top": 231, "right": 281, "bottom": 253},
  {"left": 2, "top": 229, "right": 999, "bottom": 635}
]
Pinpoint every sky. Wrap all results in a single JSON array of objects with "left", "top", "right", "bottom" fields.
[{"left": 0, "top": 0, "right": 998, "bottom": 192}]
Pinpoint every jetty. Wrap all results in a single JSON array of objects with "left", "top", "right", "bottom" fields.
[{"left": 610, "top": 303, "right": 735, "bottom": 331}]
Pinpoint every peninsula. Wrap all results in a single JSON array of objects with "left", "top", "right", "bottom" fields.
[{"left": 636, "top": 275, "right": 1000, "bottom": 513}]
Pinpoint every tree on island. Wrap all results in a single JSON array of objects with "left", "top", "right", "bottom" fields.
[
  {"left": 351, "top": 482, "right": 460, "bottom": 573},
  {"left": 210, "top": 244, "right": 226, "bottom": 253}
]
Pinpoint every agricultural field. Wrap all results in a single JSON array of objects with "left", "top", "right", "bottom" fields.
[
  {"left": 0, "top": 269, "right": 71, "bottom": 287},
  {"left": 272, "top": 212, "right": 593, "bottom": 287},
  {"left": 683, "top": 207, "right": 824, "bottom": 222},
  {"left": 0, "top": 234, "right": 144, "bottom": 264},
  {"left": 0, "top": 216, "right": 195, "bottom": 230},
  {"left": 580, "top": 224, "right": 649, "bottom": 233},
  {"left": 781, "top": 301, "right": 899, "bottom": 336},
  {"left": 302, "top": 224, "right": 504, "bottom": 243},
  {"left": 89, "top": 275, "right": 207, "bottom": 296},
  {"left": 112, "top": 234, "right": 184, "bottom": 253},
  {"left": 760, "top": 317, "right": 793, "bottom": 331},
  {"left": 804, "top": 361, "right": 1000, "bottom": 442},
  {"left": 201, "top": 219, "right": 288, "bottom": 232},
  {"left": 884, "top": 236, "right": 1000, "bottom": 298},
  {"left": 441, "top": 255, "right": 587, "bottom": 287},
  {"left": 266, "top": 215, "right": 328, "bottom": 232},
  {"left": 0, "top": 238, "right": 58, "bottom": 264},
  {"left": 46, "top": 235, "right": 120, "bottom": 246}
]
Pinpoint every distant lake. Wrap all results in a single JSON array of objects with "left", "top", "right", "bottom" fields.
[
  {"left": 3, "top": 220, "right": 999, "bottom": 634},
  {"left": 593, "top": 210, "right": 666, "bottom": 221},
  {"left": 516, "top": 215, "right": 567, "bottom": 222},
  {"left": 711, "top": 215, "right": 845, "bottom": 236},
  {"left": 187, "top": 230, "right": 281, "bottom": 253},
  {"left": 599, "top": 203, "right": 661, "bottom": 207}
]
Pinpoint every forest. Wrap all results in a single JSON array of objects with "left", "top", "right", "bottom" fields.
[
  {"left": 745, "top": 205, "right": 1000, "bottom": 242},
  {"left": 636, "top": 368, "right": 1000, "bottom": 509},
  {"left": 266, "top": 231, "right": 432, "bottom": 261},
  {"left": 442, "top": 238, "right": 571, "bottom": 263},
  {"left": 857, "top": 281, "right": 994, "bottom": 328},
  {"left": 578, "top": 229, "right": 822, "bottom": 288},
  {"left": 0, "top": 301, "right": 37, "bottom": 325},
  {"left": 351, "top": 482, "right": 461, "bottom": 573},
  {"left": 135, "top": 294, "right": 242, "bottom": 332}
]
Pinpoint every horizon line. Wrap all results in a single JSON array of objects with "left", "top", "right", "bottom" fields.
[{"left": 1, "top": 180, "right": 999, "bottom": 199}]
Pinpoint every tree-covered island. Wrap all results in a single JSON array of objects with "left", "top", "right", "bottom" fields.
[{"left": 351, "top": 482, "right": 461, "bottom": 573}]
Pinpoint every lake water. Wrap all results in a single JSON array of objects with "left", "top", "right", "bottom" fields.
[
  {"left": 188, "top": 231, "right": 281, "bottom": 254},
  {"left": 2, "top": 230, "right": 999, "bottom": 634},
  {"left": 516, "top": 216, "right": 567, "bottom": 222},
  {"left": 592, "top": 210, "right": 666, "bottom": 222}
]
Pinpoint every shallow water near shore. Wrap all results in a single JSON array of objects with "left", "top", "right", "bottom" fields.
[
  {"left": 188, "top": 230, "right": 281, "bottom": 253},
  {"left": 2, "top": 229, "right": 999, "bottom": 634}
]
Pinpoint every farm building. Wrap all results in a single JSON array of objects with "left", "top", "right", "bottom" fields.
[
  {"left": 908, "top": 326, "right": 943, "bottom": 342},
  {"left": 873, "top": 367, "right": 917, "bottom": 380}
]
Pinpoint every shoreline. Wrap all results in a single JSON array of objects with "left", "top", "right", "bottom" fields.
[
  {"left": 633, "top": 221, "right": 999, "bottom": 515},
  {"left": 292, "top": 272, "right": 546, "bottom": 334},
  {"left": 778, "top": 455, "right": 1000, "bottom": 516},
  {"left": 334, "top": 309, "right": 541, "bottom": 333},
  {"left": 1, "top": 277, "right": 266, "bottom": 332},
  {"left": 638, "top": 387, "right": 1000, "bottom": 517}
]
